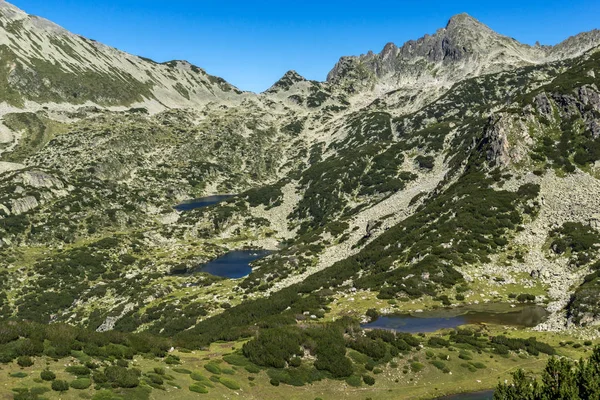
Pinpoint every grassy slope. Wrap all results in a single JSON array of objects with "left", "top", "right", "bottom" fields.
[{"left": 3, "top": 329, "right": 596, "bottom": 400}]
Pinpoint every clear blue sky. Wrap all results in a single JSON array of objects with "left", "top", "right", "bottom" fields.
[{"left": 9, "top": 0, "right": 600, "bottom": 93}]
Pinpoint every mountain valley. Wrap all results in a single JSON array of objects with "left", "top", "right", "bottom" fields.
[{"left": 0, "top": 1, "right": 600, "bottom": 399}]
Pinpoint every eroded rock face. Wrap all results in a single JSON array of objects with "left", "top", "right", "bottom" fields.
[
  {"left": 589, "top": 120, "right": 600, "bottom": 139},
  {"left": 18, "top": 170, "right": 64, "bottom": 189},
  {"left": 578, "top": 85, "right": 600, "bottom": 112},
  {"left": 535, "top": 93, "right": 554, "bottom": 117},
  {"left": 485, "top": 114, "right": 534, "bottom": 166},
  {"left": 552, "top": 93, "right": 581, "bottom": 117},
  {"left": 11, "top": 195, "right": 38, "bottom": 214},
  {"left": 0, "top": 162, "right": 25, "bottom": 175}
]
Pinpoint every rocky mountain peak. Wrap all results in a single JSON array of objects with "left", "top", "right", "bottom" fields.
[
  {"left": 265, "top": 70, "right": 308, "bottom": 93},
  {"left": 0, "top": 0, "right": 244, "bottom": 110},
  {"left": 445, "top": 13, "right": 489, "bottom": 32},
  {"left": 381, "top": 42, "right": 398, "bottom": 57},
  {"left": 326, "top": 13, "right": 600, "bottom": 105},
  {"left": 0, "top": 0, "right": 66, "bottom": 34},
  {"left": 282, "top": 70, "right": 306, "bottom": 82}
]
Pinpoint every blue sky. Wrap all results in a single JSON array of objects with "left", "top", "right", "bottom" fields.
[{"left": 9, "top": 0, "right": 600, "bottom": 92}]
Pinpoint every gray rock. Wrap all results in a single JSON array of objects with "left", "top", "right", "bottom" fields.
[
  {"left": 534, "top": 93, "right": 553, "bottom": 117},
  {"left": 578, "top": 85, "right": 600, "bottom": 112},
  {"left": 19, "top": 170, "right": 64, "bottom": 189},
  {"left": 366, "top": 220, "right": 377, "bottom": 236},
  {"left": 590, "top": 120, "right": 600, "bottom": 139},
  {"left": 11, "top": 196, "right": 39, "bottom": 215}
]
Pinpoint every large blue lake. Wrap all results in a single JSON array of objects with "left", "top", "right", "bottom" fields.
[
  {"left": 174, "top": 195, "right": 234, "bottom": 211},
  {"left": 362, "top": 304, "right": 548, "bottom": 333},
  {"left": 193, "top": 250, "right": 272, "bottom": 278}
]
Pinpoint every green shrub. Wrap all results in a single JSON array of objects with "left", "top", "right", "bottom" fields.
[
  {"left": 516, "top": 293, "right": 536, "bottom": 303},
  {"left": 366, "top": 309, "right": 379, "bottom": 322},
  {"left": 244, "top": 364, "right": 260, "bottom": 373},
  {"left": 430, "top": 360, "right": 450, "bottom": 373},
  {"left": 116, "top": 359, "right": 128, "bottom": 368},
  {"left": 165, "top": 355, "right": 180, "bottom": 365},
  {"left": 204, "top": 363, "right": 221, "bottom": 375},
  {"left": 70, "top": 378, "right": 92, "bottom": 389},
  {"left": 172, "top": 368, "right": 192, "bottom": 374},
  {"left": 416, "top": 155, "right": 435, "bottom": 170},
  {"left": 363, "top": 375, "right": 375, "bottom": 385},
  {"left": 222, "top": 354, "right": 249, "bottom": 366},
  {"left": 147, "top": 373, "right": 163, "bottom": 385},
  {"left": 104, "top": 366, "right": 140, "bottom": 388},
  {"left": 189, "top": 384, "right": 208, "bottom": 393},
  {"left": 10, "top": 372, "right": 28, "bottom": 378},
  {"left": 17, "top": 356, "right": 34, "bottom": 367},
  {"left": 219, "top": 377, "right": 241, "bottom": 390},
  {"left": 242, "top": 327, "right": 302, "bottom": 369},
  {"left": 86, "top": 361, "right": 100, "bottom": 370},
  {"left": 66, "top": 365, "right": 91, "bottom": 376},
  {"left": 91, "top": 389, "right": 123, "bottom": 400},
  {"left": 289, "top": 357, "right": 302, "bottom": 367},
  {"left": 92, "top": 371, "right": 108, "bottom": 383},
  {"left": 496, "top": 345, "right": 600, "bottom": 398},
  {"left": 30, "top": 386, "right": 50, "bottom": 395},
  {"left": 410, "top": 362, "right": 424, "bottom": 373},
  {"left": 191, "top": 371, "right": 207, "bottom": 381},
  {"left": 461, "top": 363, "right": 477, "bottom": 372},
  {"left": 41, "top": 369, "right": 56, "bottom": 381},
  {"left": 428, "top": 337, "right": 450, "bottom": 348},
  {"left": 270, "top": 378, "right": 280, "bottom": 386},
  {"left": 51, "top": 380, "right": 70, "bottom": 392},
  {"left": 346, "top": 375, "right": 362, "bottom": 387},
  {"left": 14, "top": 388, "right": 50, "bottom": 400}
]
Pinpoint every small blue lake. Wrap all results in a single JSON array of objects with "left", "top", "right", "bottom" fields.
[
  {"left": 434, "top": 390, "right": 494, "bottom": 400},
  {"left": 193, "top": 250, "right": 272, "bottom": 278},
  {"left": 174, "top": 195, "right": 234, "bottom": 211},
  {"left": 362, "top": 304, "right": 548, "bottom": 333}
]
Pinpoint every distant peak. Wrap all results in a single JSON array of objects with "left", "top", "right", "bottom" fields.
[
  {"left": 283, "top": 70, "right": 306, "bottom": 82},
  {"left": 445, "top": 13, "right": 488, "bottom": 31},
  {"left": 381, "top": 42, "right": 398, "bottom": 56},
  {"left": 446, "top": 13, "right": 476, "bottom": 25},
  {"left": 265, "top": 70, "right": 306, "bottom": 93}
]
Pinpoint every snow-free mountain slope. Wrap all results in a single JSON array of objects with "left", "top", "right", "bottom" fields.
[{"left": 0, "top": 0, "right": 243, "bottom": 110}]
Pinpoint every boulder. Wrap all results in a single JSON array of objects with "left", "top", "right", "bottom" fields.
[
  {"left": 534, "top": 93, "right": 553, "bottom": 117},
  {"left": 11, "top": 196, "right": 39, "bottom": 215}
]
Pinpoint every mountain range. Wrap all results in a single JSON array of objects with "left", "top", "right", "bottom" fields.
[{"left": 0, "top": 1, "right": 600, "bottom": 399}]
